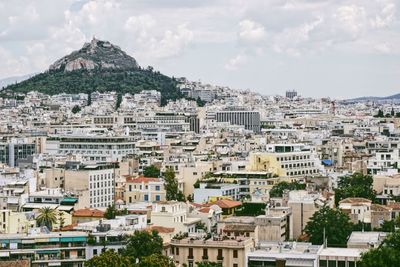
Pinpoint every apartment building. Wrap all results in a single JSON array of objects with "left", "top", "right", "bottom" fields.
[
  {"left": 256, "top": 206, "right": 293, "bottom": 242},
  {"left": 64, "top": 163, "right": 118, "bottom": 208},
  {"left": 46, "top": 134, "right": 135, "bottom": 162},
  {"left": 194, "top": 183, "right": 241, "bottom": 203},
  {"left": 125, "top": 176, "right": 166, "bottom": 203},
  {"left": 0, "top": 140, "right": 36, "bottom": 167},
  {"left": 214, "top": 110, "right": 261, "bottom": 133},
  {"left": 247, "top": 144, "right": 322, "bottom": 178},
  {"left": 151, "top": 201, "right": 200, "bottom": 234},
  {"left": 0, "top": 230, "right": 88, "bottom": 267},
  {"left": 247, "top": 242, "right": 322, "bottom": 267},
  {"left": 170, "top": 236, "right": 254, "bottom": 267},
  {"left": 0, "top": 210, "right": 35, "bottom": 234}
]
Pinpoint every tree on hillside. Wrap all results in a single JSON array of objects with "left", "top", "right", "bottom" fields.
[
  {"left": 358, "top": 230, "right": 400, "bottom": 267},
  {"left": 304, "top": 206, "right": 353, "bottom": 247},
  {"left": 36, "top": 207, "right": 57, "bottom": 230},
  {"left": 164, "top": 167, "right": 185, "bottom": 201},
  {"left": 86, "top": 250, "right": 132, "bottom": 267},
  {"left": 115, "top": 93, "right": 122, "bottom": 110},
  {"left": 87, "top": 92, "right": 92, "bottom": 106},
  {"left": 71, "top": 105, "right": 81, "bottom": 114},
  {"left": 143, "top": 165, "right": 160, "bottom": 178},
  {"left": 334, "top": 172, "right": 376, "bottom": 205},
  {"left": 122, "top": 230, "right": 163, "bottom": 261},
  {"left": 269, "top": 181, "right": 306, "bottom": 198}
]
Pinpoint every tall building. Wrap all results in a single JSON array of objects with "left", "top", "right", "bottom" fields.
[
  {"left": 64, "top": 163, "right": 118, "bottom": 208},
  {"left": 286, "top": 90, "right": 298, "bottom": 99},
  {"left": 215, "top": 110, "right": 261, "bottom": 133}
]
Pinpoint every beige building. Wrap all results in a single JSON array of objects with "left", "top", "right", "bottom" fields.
[
  {"left": 256, "top": 206, "right": 293, "bottom": 242},
  {"left": 339, "top": 198, "right": 372, "bottom": 224},
  {"left": 0, "top": 210, "right": 35, "bottom": 234},
  {"left": 170, "top": 237, "right": 254, "bottom": 267},
  {"left": 287, "top": 190, "right": 331, "bottom": 239},
  {"left": 125, "top": 176, "right": 166, "bottom": 203},
  {"left": 64, "top": 163, "right": 119, "bottom": 208},
  {"left": 373, "top": 174, "right": 400, "bottom": 195}
]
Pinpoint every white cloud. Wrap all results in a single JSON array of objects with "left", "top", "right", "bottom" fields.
[
  {"left": 224, "top": 53, "right": 248, "bottom": 71},
  {"left": 334, "top": 5, "right": 368, "bottom": 37},
  {"left": 273, "top": 17, "right": 324, "bottom": 56},
  {"left": 238, "top": 19, "right": 266, "bottom": 44}
]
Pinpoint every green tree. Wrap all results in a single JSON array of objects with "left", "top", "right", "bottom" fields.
[
  {"left": 115, "top": 93, "right": 123, "bottom": 110},
  {"left": 196, "top": 97, "right": 206, "bottom": 107},
  {"left": 269, "top": 181, "right": 306, "bottom": 198},
  {"left": 143, "top": 165, "right": 160, "bottom": 177},
  {"left": 122, "top": 230, "right": 163, "bottom": 261},
  {"left": 376, "top": 216, "right": 400, "bottom": 232},
  {"left": 104, "top": 204, "right": 117, "bottom": 219},
  {"left": 137, "top": 254, "right": 175, "bottom": 267},
  {"left": 235, "top": 202, "right": 266, "bottom": 216},
  {"left": 358, "top": 230, "right": 400, "bottom": 267},
  {"left": 36, "top": 207, "right": 57, "bottom": 230},
  {"left": 71, "top": 105, "right": 81, "bottom": 114},
  {"left": 164, "top": 167, "right": 185, "bottom": 201},
  {"left": 196, "top": 262, "right": 223, "bottom": 267},
  {"left": 334, "top": 173, "right": 376, "bottom": 205},
  {"left": 304, "top": 206, "right": 353, "bottom": 247},
  {"left": 86, "top": 250, "right": 133, "bottom": 267},
  {"left": 87, "top": 92, "right": 92, "bottom": 106},
  {"left": 374, "top": 109, "right": 384, "bottom": 118}
]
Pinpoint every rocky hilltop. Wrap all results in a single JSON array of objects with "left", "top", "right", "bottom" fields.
[
  {"left": 49, "top": 38, "right": 139, "bottom": 72},
  {"left": 3, "top": 38, "right": 183, "bottom": 105}
]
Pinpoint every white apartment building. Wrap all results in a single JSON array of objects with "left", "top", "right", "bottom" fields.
[
  {"left": 193, "top": 183, "right": 241, "bottom": 203},
  {"left": 46, "top": 134, "right": 135, "bottom": 162},
  {"left": 64, "top": 163, "right": 117, "bottom": 208},
  {"left": 151, "top": 201, "right": 201, "bottom": 234},
  {"left": 247, "top": 144, "right": 323, "bottom": 177}
]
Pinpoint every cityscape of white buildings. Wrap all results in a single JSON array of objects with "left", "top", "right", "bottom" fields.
[{"left": 0, "top": 81, "right": 400, "bottom": 267}]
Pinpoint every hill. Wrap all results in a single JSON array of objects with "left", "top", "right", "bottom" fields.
[
  {"left": 348, "top": 93, "right": 400, "bottom": 102},
  {"left": 3, "top": 38, "right": 183, "bottom": 105}
]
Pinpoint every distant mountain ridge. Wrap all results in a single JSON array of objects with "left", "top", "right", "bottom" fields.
[
  {"left": 3, "top": 38, "right": 183, "bottom": 105},
  {"left": 348, "top": 93, "right": 400, "bottom": 101}
]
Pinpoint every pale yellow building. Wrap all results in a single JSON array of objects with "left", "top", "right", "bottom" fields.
[
  {"left": 170, "top": 237, "right": 254, "bottom": 267},
  {"left": 0, "top": 210, "right": 35, "bottom": 234},
  {"left": 125, "top": 176, "right": 166, "bottom": 203}
]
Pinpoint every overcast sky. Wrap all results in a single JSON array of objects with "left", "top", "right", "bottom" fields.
[{"left": 0, "top": 0, "right": 399, "bottom": 98}]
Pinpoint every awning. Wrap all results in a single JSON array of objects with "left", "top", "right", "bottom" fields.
[{"left": 321, "top": 159, "right": 333, "bottom": 166}]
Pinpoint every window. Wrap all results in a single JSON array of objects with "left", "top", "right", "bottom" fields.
[
  {"left": 189, "top": 248, "right": 193, "bottom": 258},
  {"left": 156, "top": 195, "right": 161, "bottom": 201},
  {"left": 176, "top": 247, "right": 179, "bottom": 255},
  {"left": 144, "top": 195, "right": 149, "bottom": 201},
  {"left": 155, "top": 185, "right": 160, "bottom": 191},
  {"left": 233, "top": 250, "right": 238, "bottom": 258}
]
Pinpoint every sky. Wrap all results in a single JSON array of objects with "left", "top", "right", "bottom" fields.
[{"left": 0, "top": 0, "right": 399, "bottom": 99}]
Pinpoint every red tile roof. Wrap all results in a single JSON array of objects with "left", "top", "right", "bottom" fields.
[
  {"left": 147, "top": 225, "right": 175, "bottom": 234},
  {"left": 126, "top": 176, "right": 161, "bottom": 183},
  {"left": 209, "top": 199, "right": 241, "bottom": 209},
  {"left": 73, "top": 208, "right": 104, "bottom": 218}
]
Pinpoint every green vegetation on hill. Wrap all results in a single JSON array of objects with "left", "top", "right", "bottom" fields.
[{"left": 4, "top": 68, "right": 183, "bottom": 105}]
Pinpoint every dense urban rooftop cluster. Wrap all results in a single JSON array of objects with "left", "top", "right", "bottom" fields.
[{"left": 1, "top": 82, "right": 400, "bottom": 267}]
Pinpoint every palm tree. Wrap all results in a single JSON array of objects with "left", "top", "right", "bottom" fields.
[{"left": 36, "top": 207, "right": 57, "bottom": 230}]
